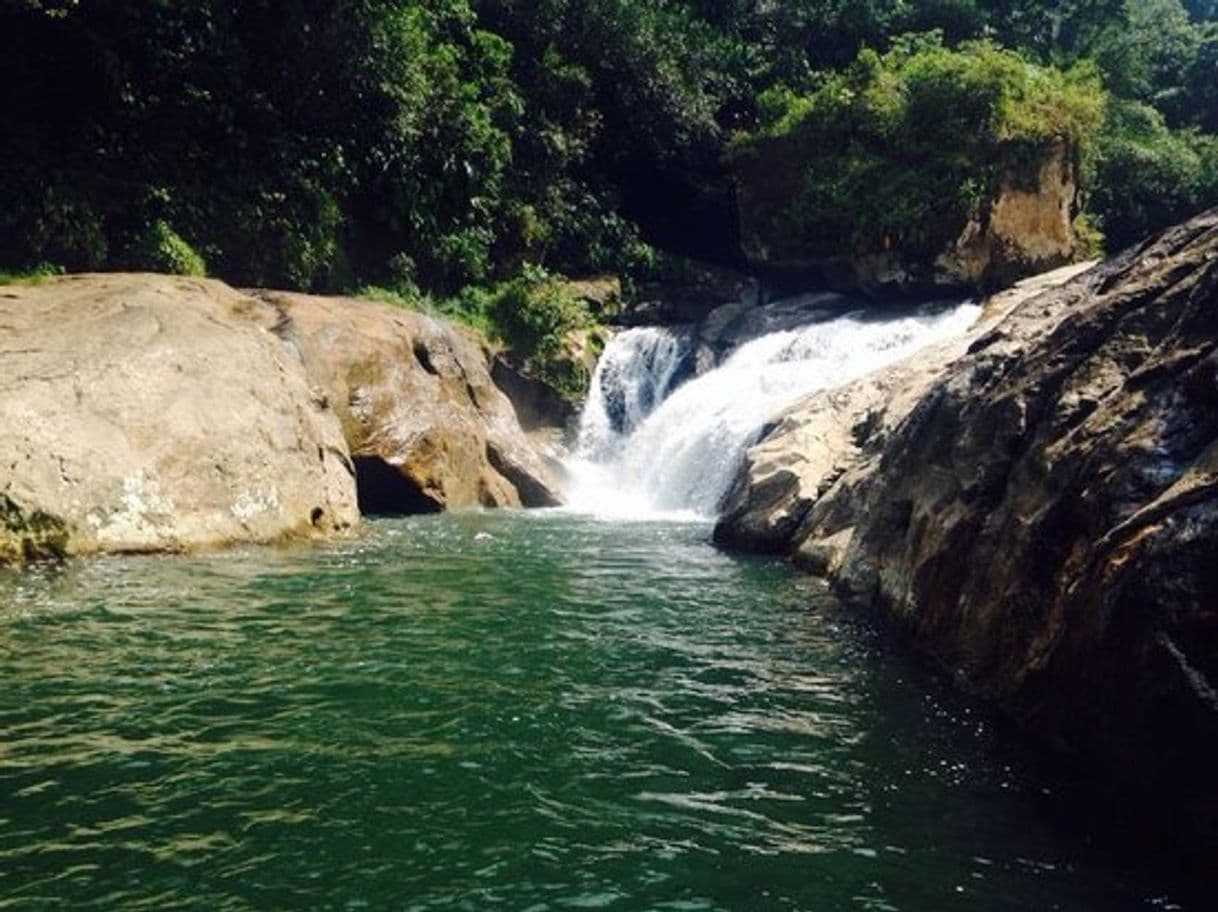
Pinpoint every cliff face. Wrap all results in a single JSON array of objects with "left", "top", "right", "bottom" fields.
[
  {"left": 716, "top": 210, "right": 1218, "bottom": 854},
  {"left": 934, "top": 142, "right": 1081, "bottom": 291},
  {"left": 734, "top": 137, "right": 1084, "bottom": 296}
]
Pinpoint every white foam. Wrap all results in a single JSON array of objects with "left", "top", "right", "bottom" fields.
[{"left": 564, "top": 301, "right": 980, "bottom": 520}]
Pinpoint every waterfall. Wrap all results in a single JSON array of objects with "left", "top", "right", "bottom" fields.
[
  {"left": 574, "top": 326, "right": 693, "bottom": 463},
  {"left": 565, "top": 301, "right": 981, "bottom": 520}
]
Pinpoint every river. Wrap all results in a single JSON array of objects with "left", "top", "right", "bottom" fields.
[{"left": 0, "top": 513, "right": 1189, "bottom": 910}]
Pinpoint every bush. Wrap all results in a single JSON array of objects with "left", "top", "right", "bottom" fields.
[
  {"left": 356, "top": 282, "right": 491, "bottom": 338},
  {"left": 0, "top": 262, "right": 64, "bottom": 285},
  {"left": 483, "top": 264, "right": 594, "bottom": 399},
  {"left": 360, "top": 264, "right": 595, "bottom": 399},
  {"left": 281, "top": 186, "right": 348, "bottom": 292},
  {"left": 1091, "top": 99, "right": 1218, "bottom": 249},
  {"left": 26, "top": 187, "right": 108, "bottom": 272},
  {"left": 132, "top": 221, "right": 206, "bottom": 276}
]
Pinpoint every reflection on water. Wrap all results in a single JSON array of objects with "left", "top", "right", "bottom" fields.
[{"left": 0, "top": 514, "right": 1192, "bottom": 910}]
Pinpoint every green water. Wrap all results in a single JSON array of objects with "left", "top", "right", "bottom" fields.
[{"left": 0, "top": 513, "right": 1189, "bottom": 910}]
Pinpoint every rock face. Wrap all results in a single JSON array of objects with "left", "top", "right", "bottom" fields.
[
  {"left": 717, "top": 210, "right": 1218, "bottom": 854},
  {"left": 735, "top": 138, "right": 1083, "bottom": 296},
  {"left": 935, "top": 142, "right": 1080, "bottom": 292},
  {"left": 565, "top": 275, "right": 622, "bottom": 322},
  {"left": 255, "top": 291, "right": 562, "bottom": 513},
  {"left": 0, "top": 274, "right": 359, "bottom": 562},
  {"left": 715, "top": 263, "right": 1094, "bottom": 555},
  {"left": 0, "top": 274, "right": 564, "bottom": 565},
  {"left": 490, "top": 356, "right": 578, "bottom": 434}
]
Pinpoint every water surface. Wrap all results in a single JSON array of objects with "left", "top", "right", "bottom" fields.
[{"left": 0, "top": 514, "right": 1188, "bottom": 909}]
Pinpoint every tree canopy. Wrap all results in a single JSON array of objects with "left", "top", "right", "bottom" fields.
[{"left": 1, "top": 0, "right": 1215, "bottom": 294}]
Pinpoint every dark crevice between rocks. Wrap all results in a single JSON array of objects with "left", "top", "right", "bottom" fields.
[
  {"left": 246, "top": 290, "right": 296, "bottom": 343},
  {"left": 490, "top": 356, "right": 576, "bottom": 433},
  {"left": 412, "top": 340, "right": 438, "bottom": 375},
  {"left": 352, "top": 456, "right": 441, "bottom": 517}
]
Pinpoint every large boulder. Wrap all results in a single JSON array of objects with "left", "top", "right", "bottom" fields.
[
  {"left": 717, "top": 210, "right": 1218, "bottom": 855},
  {"left": 254, "top": 291, "right": 562, "bottom": 513},
  {"left": 0, "top": 274, "right": 359, "bottom": 564}
]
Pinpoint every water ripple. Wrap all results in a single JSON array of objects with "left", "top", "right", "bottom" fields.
[{"left": 0, "top": 513, "right": 1188, "bottom": 910}]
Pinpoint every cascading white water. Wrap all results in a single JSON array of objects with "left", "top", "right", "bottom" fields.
[
  {"left": 574, "top": 326, "right": 692, "bottom": 462},
  {"left": 566, "top": 301, "right": 981, "bottom": 520}
]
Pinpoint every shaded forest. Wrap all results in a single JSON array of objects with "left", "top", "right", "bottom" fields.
[{"left": 2, "top": 0, "right": 1215, "bottom": 298}]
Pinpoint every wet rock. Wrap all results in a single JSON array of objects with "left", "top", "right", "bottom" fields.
[
  {"left": 715, "top": 263, "right": 1094, "bottom": 555},
  {"left": 621, "top": 258, "right": 759, "bottom": 326},
  {"left": 698, "top": 290, "right": 856, "bottom": 364}
]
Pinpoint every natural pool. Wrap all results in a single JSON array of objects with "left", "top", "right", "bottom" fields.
[{"left": 0, "top": 514, "right": 1194, "bottom": 910}]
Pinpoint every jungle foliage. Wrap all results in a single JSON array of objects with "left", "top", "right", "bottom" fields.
[
  {"left": 736, "top": 36, "right": 1107, "bottom": 262},
  {"left": 1, "top": 0, "right": 1215, "bottom": 300}
]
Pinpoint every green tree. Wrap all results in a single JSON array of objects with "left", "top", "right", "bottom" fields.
[
  {"left": 2, "top": 0, "right": 1215, "bottom": 295},
  {"left": 734, "top": 37, "right": 1106, "bottom": 266},
  {"left": 1091, "top": 99, "right": 1218, "bottom": 248}
]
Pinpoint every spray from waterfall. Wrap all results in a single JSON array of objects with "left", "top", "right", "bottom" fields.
[{"left": 564, "top": 301, "right": 981, "bottom": 520}]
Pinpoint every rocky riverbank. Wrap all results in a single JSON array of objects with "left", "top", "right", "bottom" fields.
[
  {"left": 716, "top": 208, "right": 1218, "bottom": 858},
  {"left": 0, "top": 274, "right": 559, "bottom": 564}
]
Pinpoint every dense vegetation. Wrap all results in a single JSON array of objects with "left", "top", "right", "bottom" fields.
[
  {"left": 2, "top": 1, "right": 1215, "bottom": 325},
  {"left": 735, "top": 36, "right": 1109, "bottom": 266}
]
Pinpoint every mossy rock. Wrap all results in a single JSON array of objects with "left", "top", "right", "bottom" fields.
[
  {"left": 730, "top": 38, "right": 1104, "bottom": 293},
  {"left": 0, "top": 496, "right": 69, "bottom": 566}
]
